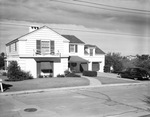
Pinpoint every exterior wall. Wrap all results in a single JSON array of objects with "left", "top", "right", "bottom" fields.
[
  {"left": 83, "top": 54, "right": 105, "bottom": 72},
  {"left": 19, "top": 28, "right": 69, "bottom": 56},
  {"left": 63, "top": 42, "right": 69, "bottom": 56},
  {"left": 53, "top": 57, "right": 68, "bottom": 77},
  {"left": 22, "top": 58, "right": 37, "bottom": 78},
  {"left": 18, "top": 41, "right": 26, "bottom": 55}
]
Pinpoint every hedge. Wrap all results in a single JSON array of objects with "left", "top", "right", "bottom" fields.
[{"left": 82, "top": 71, "right": 97, "bottom": 77}]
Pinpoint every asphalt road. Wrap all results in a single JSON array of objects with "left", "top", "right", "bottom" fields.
[{"left": 0, "top": 83, "right": 150, "bottom": 117}]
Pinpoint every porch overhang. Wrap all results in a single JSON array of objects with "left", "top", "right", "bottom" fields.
[
  {"left": 68, "top": 56, "right": 89, "bottom": 63},
  {"left": 34, "top": 57, "right": 60, "bottom": 62}
]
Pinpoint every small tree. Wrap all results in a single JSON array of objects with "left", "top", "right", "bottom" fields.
[
  {"left": 0, "top": 52, "right": 5, "bottom": 69},
  {"left": 105, "top": 52, "right": 123, "bottom": 73},
  {"left": 7, "top": 61, "right": 33, "bottom": 81}
]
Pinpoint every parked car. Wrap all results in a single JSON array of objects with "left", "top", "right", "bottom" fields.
[{"left": 118, "top": 67, "right": 150, "bottom": 80}]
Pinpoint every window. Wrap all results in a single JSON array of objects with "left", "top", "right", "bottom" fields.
[
  {"left": 41, "top": 41, "right": 49, "bottom": 53},
  {"left": 69, "top": 44, "right": 77, "bottom": 53},
  {"left": 36, "top": 40, "right": 55, "bottom": 54},
  {"left": 90, "top": 49, "right": 93, "bottom": 56}
]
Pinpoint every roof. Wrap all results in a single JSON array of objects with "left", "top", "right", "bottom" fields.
[
  {"left": 6, "top": 26, "right": 69, "bottom": 46},
  {"left": 69, "top": 56, "right": 89, "bottom": 63},
  {"left": 62, "top": 35, "right": 85, "bottom": 44},
  {"left": 85, "top": 44, "right": 105, "bottom": 54}
]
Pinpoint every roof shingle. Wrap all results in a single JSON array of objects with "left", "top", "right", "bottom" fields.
[{"left": 62, "top": 35, "right": 85, "bottom": 44}]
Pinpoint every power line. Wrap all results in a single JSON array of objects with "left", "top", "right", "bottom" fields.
[
  {"left": 49, "top": 0, "right": 150, "bottom": 15},
  {"left": 73, "top": 0, "right": 150, "bottom": 13},
  {"left": 0, "top": 21, "right": 149, "bottom": 37}
]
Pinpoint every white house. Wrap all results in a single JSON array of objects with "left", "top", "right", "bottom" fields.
[{"left": 5, "top": 26, "right": 105, "bottom": 78}]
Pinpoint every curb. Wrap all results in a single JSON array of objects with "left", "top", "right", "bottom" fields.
[{"left": 0, "top": 82, "right": 148, "bottom": 96}]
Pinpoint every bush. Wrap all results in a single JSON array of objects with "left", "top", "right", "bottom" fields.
[
  {"left": 7, "top": 61, "right": 33, "bottom": 81},
  {"left": 83, "top": 71, "right": 97, "bottom": 77},
  {"left": 64, "top": 69, "right": 70, "bottom": 76},
  {"left": 66, "top": 73, "right": 81, "bottom": 77},
  {"left": 57, "top": 74, "right": 65, "bottom": 77}
]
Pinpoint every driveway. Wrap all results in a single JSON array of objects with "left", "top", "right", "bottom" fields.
[{"left": 0, "top": 83, "right": 150, "bottom": 117}]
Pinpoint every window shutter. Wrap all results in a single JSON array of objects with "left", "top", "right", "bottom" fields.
[
  {"left": 75, "top": 45, "right": 78, "bottom": 52},
  {"left": 50, "top": 41, "right": 55, "bottom": 54},
  {"left": 36, "top": 40, "right": 41, "bottom": 54},
  {"left": 69, "top": 45, "right": 71, "bottom": 52}
]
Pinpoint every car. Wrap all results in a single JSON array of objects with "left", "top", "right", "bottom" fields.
[{"left": 119, "top": 67, "right": 150, "bottom": 80}]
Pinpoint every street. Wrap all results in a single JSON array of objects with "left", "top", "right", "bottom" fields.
[{"left": 0, "top": 83, "right": 150, "bottom": 117}]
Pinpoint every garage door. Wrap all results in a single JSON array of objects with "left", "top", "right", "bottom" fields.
[
  {"left": 80, "top": 63, "right": 88, "bottom": 72},
  {"left": 92, "top": 62, "right": 99, "bottom": 71}
]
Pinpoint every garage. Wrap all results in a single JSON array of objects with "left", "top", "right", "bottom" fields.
[{"left": 92, "top": 62, "right": 99, "bottom": 71}]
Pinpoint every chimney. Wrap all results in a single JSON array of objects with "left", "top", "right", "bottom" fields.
[{"left": 29, "top": 25, "right": 40, "bottom": 32}]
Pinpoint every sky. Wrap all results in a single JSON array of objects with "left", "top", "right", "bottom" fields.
[{"left": 0, "top": 0, "right": 150, "bottom": 56}]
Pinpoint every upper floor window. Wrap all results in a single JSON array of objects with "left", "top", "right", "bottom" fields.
[
  {"left": 41, "top": 41, "right": 49, "bottom": 53},
  {"left": 36, "top": 40, "right": 55, "bottom": 54},
  {"left": 90, "top": 49, "right": 93, "bottom": 56},
  {"left": 69, "top": 44, "right": 78, "bottom": 53}
]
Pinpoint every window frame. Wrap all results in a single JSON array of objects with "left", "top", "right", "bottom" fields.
[
  {"left": 69, "top": 44, "right": 78, "bottom": 53},
  {"left": 90, "top": 49, "right": 93, "bottom": 56}
]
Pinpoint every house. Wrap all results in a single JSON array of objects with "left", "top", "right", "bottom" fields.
[{"left": 5, "top": 26, "right": 105, "bottom": 78}]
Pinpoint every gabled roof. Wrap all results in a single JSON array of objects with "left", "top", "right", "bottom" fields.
[
  {"left": 62, "top": 35, "right": 85, "bottom": 44},
  {"left": 6, "top": 26, "right": 69, "bottom": 46},
  {"left": 85, "top": 44, "right": 105, "bottom": 54}
]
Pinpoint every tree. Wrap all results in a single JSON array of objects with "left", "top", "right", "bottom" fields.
[
  {"left": 104, "top": 52, "right": 123, "bottom": 73},
  {"left": 135, "top": 54, "right": 150, "bottom": 72},
  {"left": 7, "top": 61, "right": 33, "bottom": 81},
  {"left": 0, "top": 52, "right": 5, "bottom": 69}
]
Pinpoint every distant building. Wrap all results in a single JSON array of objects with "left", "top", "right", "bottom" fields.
[
  {"left": 126, "top": 55, "right": 137, "bottom": 60},
  {"left": 5, "top": 26, "right": 105, "bottom": 78}
]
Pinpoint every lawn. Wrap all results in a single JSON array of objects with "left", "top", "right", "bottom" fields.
[
  {"left": 95, "top": 76, "right": 139, "bottom": 84},
  {"left": 0, "top": 75, "right": 89, "bottom": 92}
]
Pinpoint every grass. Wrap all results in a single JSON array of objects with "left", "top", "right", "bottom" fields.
[
  {"left": 95, "top": 76, "right": 139, "bottom": 84},
  {"left": 0, "top": 75, "right": 89, "bottom": 92}
]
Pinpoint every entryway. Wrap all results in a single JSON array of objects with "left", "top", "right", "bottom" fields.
[{"left": 37, "top": 61, "right": 53, "bottom": 77}]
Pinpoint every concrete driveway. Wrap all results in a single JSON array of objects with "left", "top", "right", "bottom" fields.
[{"left": 0, "top": 82, "right": 150, "bottom": 117}]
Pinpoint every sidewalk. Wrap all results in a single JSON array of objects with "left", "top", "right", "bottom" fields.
[{"left": 82, "top": 76, "right": 102, "bottom": 86}]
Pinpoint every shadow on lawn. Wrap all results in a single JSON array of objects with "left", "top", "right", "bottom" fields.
[{"left": 1, "top": 83, "right": 13, "bottom": 91}]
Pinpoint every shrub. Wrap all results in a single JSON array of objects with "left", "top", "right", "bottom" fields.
[
  {"left": 57, "top": 74, "right": 65, "bottom": 77},
  {"left": 38, "top": 75, "right": 44, "bottom": 78},
  {"left": 64, "top": 69, "right": 70, "bottom": 75},
  {"left": 7, "top": 61, "right": 33, "bottom": 81},
  {"left": 66, "top": 73, "right": 81, "bottom": 77},
  {"left": 83, "top": 71, "right": 97, "bottom": 77},
  {"left": 1, "top": 71, "right": 7, "bottom": 76}
]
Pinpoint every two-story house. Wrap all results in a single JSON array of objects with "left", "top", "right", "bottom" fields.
[{"left": 5, "top": 26, "right": 105, "bottom": 78}]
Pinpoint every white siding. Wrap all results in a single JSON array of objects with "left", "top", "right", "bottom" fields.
[
  {"left": 83, "top": 55, "right": 105, "bottom": 72},
  {"left": 25, "top": 59, "right": 37, "bottom": 78},
  {"left": 53, "top": 57, "right": 68, "bottom": 77},
  {"left": 19, "top": 27, "right": 68, "bottom": 56},
  {"left": 63, "top": 42, "right": 69, "bottom": 56},
  {"left": 18, "top": 41, "right": 26, "bottom": 55},
  {"left": 17, "top": 58, "right": 36, "bottom": 78}
]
